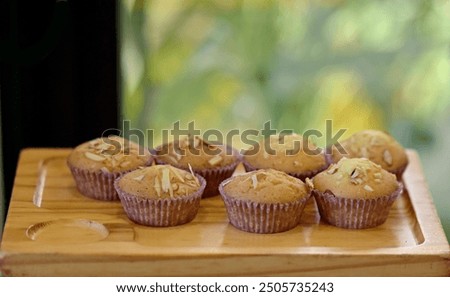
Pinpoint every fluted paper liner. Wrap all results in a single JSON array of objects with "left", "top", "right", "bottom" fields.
[
  {"left": 312, "top": 183, "right": 403, "bottom": 229},
  {"left": 114, "top": 174, "right": 206, "bottom": 227},
  {"left": 219, "top": 177, "right": 311, "bottom": 234},
  {"left": 68, "top": 165, "right": 124, "bottom": 201},
  {"left": 153, "top": 146, "right": 241, "bottom": 198},
  {"left": 67, "top": 157, "right": 153, "bottom": 201}
]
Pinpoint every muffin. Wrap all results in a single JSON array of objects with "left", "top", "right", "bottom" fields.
[
  {"left": 67, "top": 136, "right": 153, "bottom": 201},
  {"left": 312, "top": 157, "right": 403, "bottom": 229},
  {"left": 153, "top": 136, "right": 240, "bottom": 198},
  {"left": 242, "top": 133, "right": 328, "bottom": 181},
  {"left": 219, "top": 169, "right": 312, "bottom": 233},
  {"left": 114, "top": 165, "right": 206, "bottom": 226},
  {"left": 327, "top": 129, "right": 408, "bottom": 179}
]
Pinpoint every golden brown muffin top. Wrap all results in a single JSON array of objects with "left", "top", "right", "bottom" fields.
[
  {"left": 330, "top": 130, "right": 408, "bottom": 173},
  {"left": 67, "top": 136, "right": 152, "bottom": 173},
  {"left": 243, "top": 134, "right": 327, "bottom": 174},
  {"left": 117, "top": 165, "right": 201, "bottom": 199},
  {"left": 222, "top": 169, "right": 310, "bottom": 203},
  {"left": 313, "top": 157, "right": 398, "bottom": 199},
  {"left": 154, "top": 136, "right": 238, "bottom": 169}
]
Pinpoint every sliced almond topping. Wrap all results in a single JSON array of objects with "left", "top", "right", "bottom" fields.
[
  {"left": 350, "top": 177, "right": 363, "bottom": 185},
  {"left": 373, "top": 172, "right": 382, "bottom": 179},
  {"left": 100, "top": 167, "right": 110, "bottom": 173},
  {"left": 251, "top": 175, "right": 258, "bottom": 189},
  {"left": 364, "top": 185, "right": 374, "bottom": 192},
  {"left": 133, "top": 175, "right": 145, "bottom": 181},
  {"left": 188, "top": 163, "right": 195, "bottom": 175},
  {"left": 168, "top": 184, "right": 175, "bottom": 198},
  {"left": 85, "top": 151, "right": 106, "bottom": 161},
  {"left": 202, "top": 138, "right": 215, "bottom": 147},
  {"left": 120, "top": 161, "right": 131, "bottom": 168},
  {"left": 170, "top": 167, "right": 185, "bottom": 182},
  {"left": 383, "top": 150, "right": 393, "bottom": 166},
  {"left": 154, "top": 176, "right": 161, "bottom": 197},
  {"left": 271, "top": 179, "right": 283, "bottom": 186},
  {"left": 173, "top": 151, "right": 182, "bottom": 161},
  {"left": 305, "top": 177, "right": 314, "bottom": 190},
  {"left": 97, "top": 142, "right": 112, "bottom": 151},
  {"left": 188, "top": 163, "right": 200, "bottom": 186},
  {"left": 351, "top": 168, "right": 359, "bottom": 179},
  {"left": 208, "top": 155, "right": 223, "bottom": 166},
  {"left": 101, "top": 149, "right": 115, "bottom": 156},
  {"left": 161, "top": 168, "right": 173, "bottom": 197},
  {"left": 327, "top": 165, "right": 338, "bottom": 175}
]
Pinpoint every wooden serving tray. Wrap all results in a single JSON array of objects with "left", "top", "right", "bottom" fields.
[{"left": 0, "top": 148, "right": 449, "bottom": 276}]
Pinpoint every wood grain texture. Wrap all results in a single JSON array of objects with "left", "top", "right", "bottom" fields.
[{"left": 0, "top": 148, "right": 449, "bottom": 276}]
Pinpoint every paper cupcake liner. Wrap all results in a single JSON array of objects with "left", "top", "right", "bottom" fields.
[
  {"left": 114, "top": 174, "right": 206, "bottom": 227},
  {"left": 68, "top": 165, "right": 123, "bottom": 201},
  {"left": 153, "top": 146, "right": 241, "bottom": 198},
  {"left": 312, "top": 183, "right": 403, "bottom": 229},
  {"left": 219, "top": 179, "right": 311, "bottom": 234},
  {"left": 242, "top": 157, "right": 328, "bottom": 182},
  {"left": 67, "top": 157, "right": 153, "bottom": 201}
]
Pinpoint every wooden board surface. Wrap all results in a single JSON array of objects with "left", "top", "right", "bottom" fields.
[{"left": 0, "top": 148, "right": 449, "bottom": 276}]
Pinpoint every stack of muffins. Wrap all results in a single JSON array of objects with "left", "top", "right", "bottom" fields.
[{"left": 67, "top": 129, "right": 408, "bottom": 233}]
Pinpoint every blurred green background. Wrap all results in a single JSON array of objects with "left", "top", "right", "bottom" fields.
[{"left": 119, "top": 0, "right": 450, "bottom": 239}]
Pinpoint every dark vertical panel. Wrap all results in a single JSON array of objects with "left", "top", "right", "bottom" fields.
[{"left": 0, "top": 0, "right": 119, "bottom": 226}]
